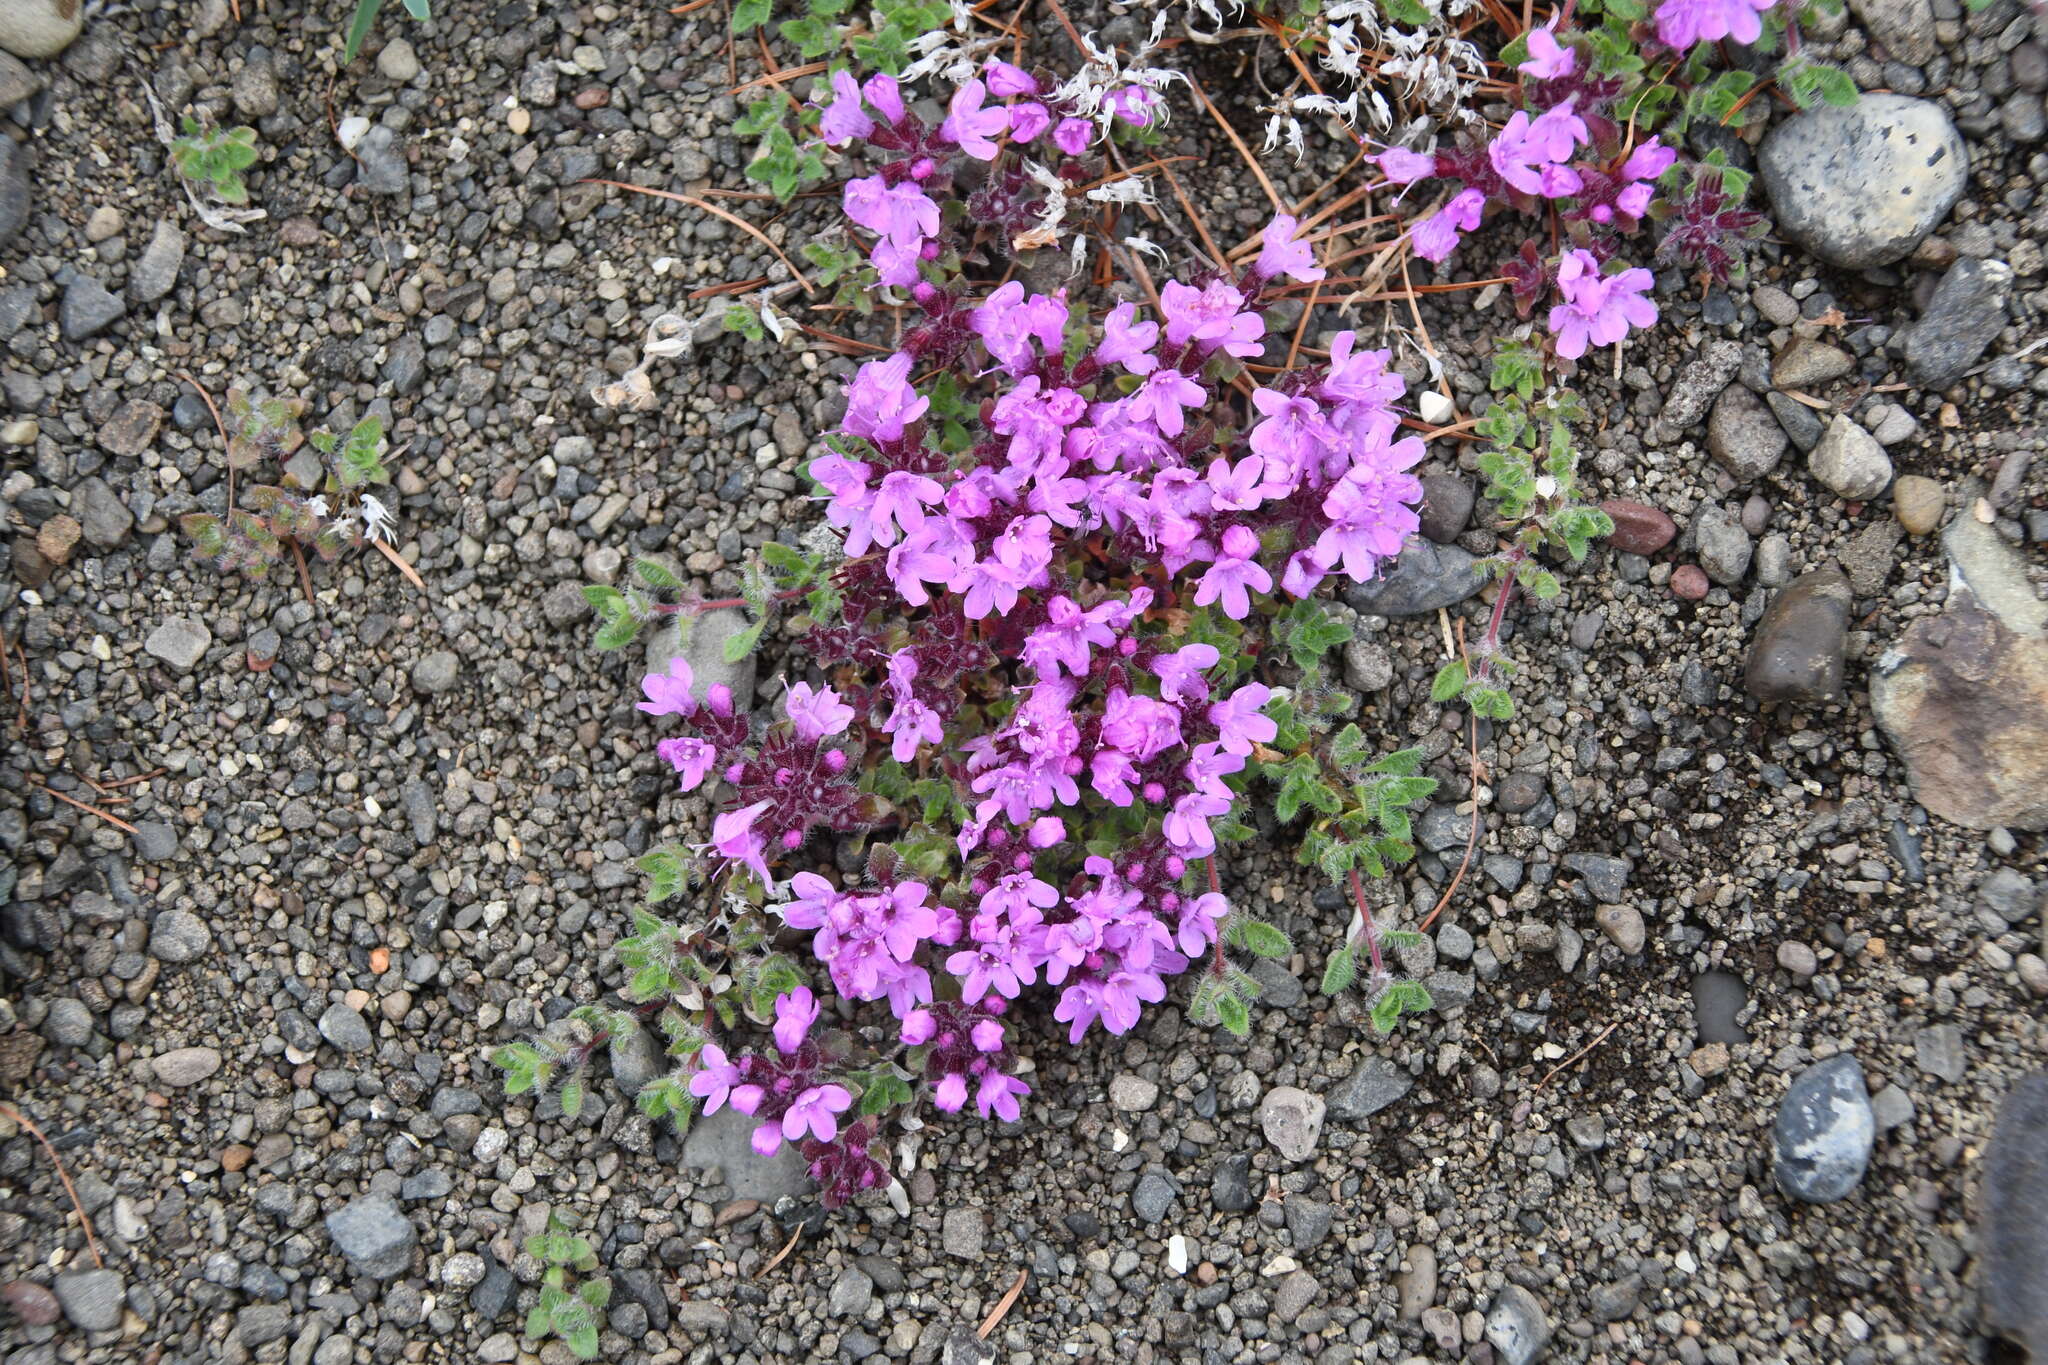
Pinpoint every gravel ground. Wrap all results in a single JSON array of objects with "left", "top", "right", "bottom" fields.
[{"left": 1, "top": 2, "right": 2046, "bottom": 1364}]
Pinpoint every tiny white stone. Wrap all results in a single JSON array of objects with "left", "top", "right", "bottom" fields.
[
  {"left": 337, "top": 116, "right": 371, "bottom": 152},
  {"left": 1418, "top": 390, "right": 1455, "bottom": 425},
  {"left": 1166, "top": 1236, "right": 1188, "bottom": 1275}
]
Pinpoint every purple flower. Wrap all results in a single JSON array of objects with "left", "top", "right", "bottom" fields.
[
  {"left": 1106, "top": 85, "right": 1158, "bottom": 127},
  {"left": 1128, "top": 368, "right": 1207, "bottom": 438},
  {"left": 1159, "top": 280, "right": 1265, "bottom": 358},
  {"left": 773, "top": 986, "right": 821, "bottom": 1054},
  {"left": 1194, "top": 524, "right": 1273, "bottom": 620},
  {"left": 1208, "top": 683, "right": 1277, "bottom": 755},
  {"left": 780, "top": 1083, "right": 853, "bottom": 1145},
  {"left": 1164, "top": 789, "right": 1231, "bottom": 857},
  {"left": 843, "top": 174, "right": 939, "bottom": 247},
  {"left": 1315, "top": 462, "right": 1424, "bottom": 581},
  {"left": 1100, "top": 686, "right": 1184, "bottom": 762},
  {"left": 863, "top": 73, "right": 906, "bottom": 124},
  {"left": 707, "top": 800, "right": 774, "bottom": 886},
  {"left": 784, "top": 682, "right": 855, "bottom": 741},
  {"left": 1176, "top": 891, "right": 1229, "bottom": 956},
  {"left": 817, "top": 70, "right": 874, "bottom": 147},
  {"left": 1654, "top": 0, "right": 1776, "bottom": 48},
  {"left": 986, "top": 59, "right": 1039, "bottom": 97},
  {"left": 1052, "top": 117, "right": 1094, "bottom": 156},
  {"left": 933, "top": 1071, "right": 970, "bottom": 1112},
  {"left": 842, "top": 352, "right": 929, "bottom": 446},
  {"left": 687, "top": 1044, "right": 743, "bottom": 1114},
  {"left": 1098, "top": 967, "right": 1166, "bottom": 1034},
  {"left": 1254, "top": 213, "right": 1326, "bottom": 284},
  {"left": 1519, "top": 25, "right": 1577, "bottom": 80},
  {"left": 1008, "top": 101, "right": 1051, "bottom": 143},
  {"left": 1411, "top": 187, "right": 1485, "bottom": 263},
  {"left": 1149, "top": 642, "right": 1219, "bottom": 703},
  {"left": 971, "top": 1018, "right": 1006, "bottom": 1052},
  {"left": 1374, "top": 146, "right": 1437, "bottom": 185},
  {"left": 941, "top": 78, "right": 1010, "bottom": 160},
  {"left": 1095, "top": 301, "right": 1159, "bottom": 375},
  {"left": 637, "top": 657, "right": 697, "bottom": 717},
  {"left": 900, "top": 1008, "right": 936, "bottom": 1045},
  {"left": 656, "top": 735, "right": 717, "bottom": 792},
  {"left": 1488, "top": 103, "right": 1590, "bottom": 198},
  {"left": 870, "top": 237, "right": 923, "bottom": 288},
  {"left": 1547, "top": 249, "right": 1658, "bottom": 359},
  {"left": 974, "top": 281, "right": 1070, "bottom": 373},
  {"left": 976, "top": 1070, "right": 1029, "bottom": 1121},
  {"left": 946, "top": 925, "right": 1034, "bottom": 1001}
]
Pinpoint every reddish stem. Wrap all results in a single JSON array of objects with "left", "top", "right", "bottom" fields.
[{"left": 1346, "top": 866, "right": 1385, "bottom": 979}]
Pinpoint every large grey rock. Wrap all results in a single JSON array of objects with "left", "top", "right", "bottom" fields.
[
  {"left": 1745, "top": 566, "right": 1851, "bottom": 704},
  {"left": 645, "top": 607, "right": 759, "bottom": 712},
  {"left": 1772, "top": 1054, "right": 1875, "bottom": 1203},
  {"left": 1705, "top": 385, "right": 1787, "bottom": 483},
  {"left": 1982, "top": 1073, "right": 2048, "bottom": 1358},
  {"left": 59, "top": 274, "right": 125, "bottom": 342},
  {"left": 1326, "top": 1056, "right": 1411, "bottom": 1120},
  {"left": 152, "top": 1045, "right": 221, "bottom": 1087},
  {"left": 317, "top": 1002, "right": 374, "bottom": 1053},
  {"left": 1810, "top": 415, "right": 1893, "bottom": 501},
  {"left": 51, "top": 1268, "right": 122, "bottom": 1331},
  {"left": 1339, "top": 537, "right": 1485, "bottom": 617},
  {"left": 145, "top": 617, "right": 212, "bottom": 672},
  {"left": 1905, "top": 258, "right": 2012, "bottom": 390},
  {"left": 1258, "top": 1085, "right": 1325, "bottom": 1162},
  {"left": 1759, "top": 94, "right": 1966, "bottom": 268},
  {"left": 1485, "top": 1284, "right": 1551, "bottom": 1365},
  {"left": 678, "top": 1105, "right": 809, "bottom": 1203},
  {"left": 0, "top": 0, "right": 82, "bottom": 59},
  {"left": 1849, "top": 0, "right": 1936, "bottom": 65},
  {"left": 325, "top": 1193, "right": 417, "bottom": 1278}
]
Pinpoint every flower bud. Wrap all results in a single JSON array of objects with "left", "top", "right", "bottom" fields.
[
  {"left": 1142, "top": 781, "right": 1166, "bottom": 803},
  {"left": 1164, "top": 855, "right": 1186, "bottom": 878},
  {"left": 707, "top": 683, "right": 733, "bottom": 718},
  {"left": 823, "top": 748, "right": 849, "bottom": 774}
]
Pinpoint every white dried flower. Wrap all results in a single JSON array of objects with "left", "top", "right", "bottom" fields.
[{"left": 358, "top": 493, "right": 396, "bottom": 545}]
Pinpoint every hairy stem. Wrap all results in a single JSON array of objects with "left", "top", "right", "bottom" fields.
[{"left": 1346, "top": 866, "right": 1385, "bottom": 979}]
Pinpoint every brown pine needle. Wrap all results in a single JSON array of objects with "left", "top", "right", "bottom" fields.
[
  {"left": 1535, "top": 1021, "right": 1621, "bottom": 1092},
  {"left": 371, "top": 538, "right": 428, "bottom": 594},
  {"left": 0, "top": 1102, "right": 107, "bottom": 1269},
  {"left": 177, "top": 369, "right": 235, "bottom": 506},
  {"left": 753, "top": 1222, "right": 805, "bottom": 1279},
  {"left": 978, "top": 1269, "right": 1029, "bottom": 1339},
  {"left": 27, "top": 780, "right": 138, "bottom": 836},
  {"left": 1188, "top": 75, "right": 1281, "bottom": 215},
  {"left": 587, "top": 180, "right": 814, "bottom": 292}
]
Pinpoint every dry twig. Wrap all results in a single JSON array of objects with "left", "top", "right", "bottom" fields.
[{"left": 0, "top": 1101, "right": 107, "bottom": 1270}]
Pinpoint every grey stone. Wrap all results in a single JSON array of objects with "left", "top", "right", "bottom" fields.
[
  {"left": 1691, "top": 971, "right": 1750, "bottom": 1044},
  {"left": 1759, "top": 95, "right": 1966, "bottom": 268},
  {"left": 1340, "top": 638, "right": 1392, "bottom": 691},
  {"left": 1745, "top": 567, "right": 1851, "bottom": 704},
  {"left": 1981, "top": 868, "right": 2039, "bottom": 924},
  {"left": 1871, "top": 1083, "right": 1915, "bottom": 1132},
  {"left": 152, "top": 1045, "right": 221, "bottom": 1087},
  {"left": 150, "top": 908, "right": 211, "bottom": 963},
  {"left": 828, "top": 1265, "right": 873, "bottom": 1317},
  {"left": 1132, "top": 1169, "right": 1179, "bottom": 1223},
  {"left": 73, "top": 477, "right": 133, "bottom": 548},
  {"left": 1594, "top": 905, "right": 1644, "bottom": 955},
  {"left": 1773, "top": 1054, "right": 1875, "bottom": 1202},
  {"left": 1274, "top": 1270, "right": 1318, "bottom": 1322},
  {"left": 1285, "top": 1198, "right": 1334, "bottom": 1252},
  {"left": 679, "top": 1105, "right": 810, "bottom": 1203},
  {"left": 59, "top": 274, "right": 126, "bottom": 342},
  {"left": 44, "top": 998, "right": 92, "bottom": 1046},
  {"left": 1258, "top": 1085, "right": 1325, "bottom": 1162},
  {"left": 1563, "top": 853, "right": 1632, "bottom": 901},
  {"left": 238, "top": 1303, "right": 292, "bottom": 1347},
  {"left": 145, "top": 617, "right": 211, "bottom": 672},
  {"left": 325, "top": 1193, "right": 417, "bottom": 1278},
  {"left": 317, "top": 1002, "right": 374, "bottom": 1053},
  {"left": 1840, "top": 517, "right": 1901, "bottom": 597},
  {"left": 1417, "top": 802, "right": 1468, "bottom": 852},
  {"left": 1765, "top": 391, "right": 1824, "bottom": 452},
  {"left": 1914, "top": 1023, "right": 1966, "bottom": 1083},
  {"left": 1326, "top": 1056, "right": 1411, "bottom": 1121},
  {"left": 377, "top": 37, "right": 422, "bottom": 82},
  {"left": 411, "top": 650, "right": 459, "bottom": 694},
  {"left": 1653, "top": 339, "right": 1742, "bottom": 438},
  {"left": 130, "top": 222, "right": 187, "bottom": 304},
  {"left": 0, "top": 0, "right": 81, "bottom": 62},
  {"left": 1705, "top": 385, "right": 1787, "bottom": 483},
  {"left": 0, "top": 52, "right": 35, "bottom": 107},
  {"left": 1418, "top": 472, "right": 1474, "bottom": 544},
  {"left": 1485, "top": 1284, "right": 1552, "bottom": 1365},
  {"left": 646, "top": 607, "right": 759, "bottom": 713},
  {"left": 1694, "top": 501, "right": 1753, "bottom": 586},
  {"left": 1982, "top": 1072, "right": 2048, "bottom": 1358},
  {"left": 1849, "top": 0, "right": 1935, "bottom": 64},
  {"left": 1109, "top": 1073, "right": 1159, "bottom": 1112},
  {"left": 354, "top": 125, "right": 410, "bottom": 195},
  {"left": 1771, "top": 337, "right": 1856, "bottom": 391},
  {"left": 52, "top": 1269, "right": 123, "bottom": 1332},
  {"left": 1906, "top": 258, "right": 2012, "bottom": 389},
  {"left": 1339, "top": 537, "right": 1485, "bottom": 616},
  {"left": 0, "top": 139, "right": 29, "bottom": 248},
  {"left": 1590, "top": 1277, "right": 1642, "bottom": 1323},
  {"left": 608, "top": 1026, "right": 663, "bottom": 1096},
  {"left": 1210, "top": 1153, "right": 1254, "bottom": 1213},
  {"left": 1810, "top": 415, "right": 1893, "bottom": 500}
]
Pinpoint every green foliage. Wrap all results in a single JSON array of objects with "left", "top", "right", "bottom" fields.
[
  {"left": 1368, "top": 979, "right": 1434, "bottom": 1034},
  {"left": 525, "top": 1213, "right": 608, "bottom": 1360},
  {"left": 171, "top": 118, "right": 260, "bottom": 204},
  {"left": 344, "top": 0, "right": 432, "bottom": 64},
  {"left": 1276, "top": 598, "right": 1354, "bottom": 671},
  {"left": 1224, "top": 915, "right": 1294, "bottom": 960},
  {"left": 745, "top": 119, "right": 829, "bottom": 203},
  {"left": 1779, "top": 56, "right": 1858, "bottom": 111}
]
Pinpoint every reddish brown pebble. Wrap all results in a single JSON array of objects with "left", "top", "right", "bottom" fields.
[
  {"left": 248, "top": 649, "right": 275, "bottom": 673},
  {"left": 280, "top": 216, "right": 322, "bottom": 247},
  {"left": 221, "top": 1144, "right": 253, "bottom": 1172},
  {"left": 574, "top": 87, "right": 610, "bottom": 110},
  {"left": 1671, "top": 565, "right": 1710, "bottom": 600},
  {"left": 1599, "top": 499, "right": 1676, "bottom": 555},
  {"left": 370, "top": 947, "right": 390, "bottom": 974},
  {"left": 35, "top": 514, "right": 81, "bottom": 567},
  {"left": 1, "top": 1280, "right": 61, "bottom": 1327}
]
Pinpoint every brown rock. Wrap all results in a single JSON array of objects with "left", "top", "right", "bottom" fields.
[
  {"left": 0, "top": 1280, "right": 61, "bottom": 1327},
  {"left": 96, "top": 399, "right": 163, "bottom": 457},
  {"left": 34, "top": 513, "right": 79, "bottom": 565},
  {"left": 220, "top": 1144, "right": 253, "bottom": 1172},
  {"left": 573, "top": 86, "right": 610, "bottom": 110},
  {"left": 1600, "top": 499, "right": 1676, "bottom": 555},
  {"left": 1872, "top": 602, "right": 2048, "bottom": 830},
  {"left": 1745, "top": 566, "right": 1852, "bottom": 704},
  {"left": 1893, "top": 474, "right": 1945, "bottom": 535},
  {"left": 1671, "top": 565, "right": 1710, "bottom": 600},
  {"left": 1772, "top": 336, "right": 1856, "bottom": 390}
]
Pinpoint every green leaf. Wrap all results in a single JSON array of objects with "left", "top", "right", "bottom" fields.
[
  {"left": 1284, "top": 600, "right": 1354, "bottom": 669},
  {"left": 722, "top": 619, "right": 765, "bottom": 663},
  {"left": 634, "top": 557, "right": 683, "bottom": 590},
  {"left": 1229, "top": 917, "right": 1293, "bottom": 960},
  {"left": 558, "top": 1077, "right": 585, "bottom": 1120},
  {"left": 1215, "top": 991, "right": 1250, "bottom": 1037},
  {"left": 778, "top": 14, "right": 836, "bottom": 56},
  {"left": 564, "top": 1323, "right": 600, "bottom": 1360},
  {"left": 1380, "top": 929, "right": 1426, "bottom": 950},
  {"left": 734, "top": 97, "right": 784, "bottom": 138},
  {"left": 1370, "top": 992, "right": 1403, "bottom": 1034},
  {"left": 344, "top": 0, "right": 387, "bottom": 62},
  {"left": 402, "top": 0, "right": 431, "bottom": 16},
  {"left": 759, "top": 542, "right": 814, "bottom": 584},
  {"left": 1321, "top": 946, "right": 1356, "bottom": 996},
  {"left": 579, "top": 1279, "right": 611, "bottom": 1311},
  {"left": 638, "top": 848, "right": 687, "bottom": 904},
  {"left": 732, "top": 0, "right": 773, "bottom": 30},
  {"left": 1379, "top": 0, "right": 1432, "bottom": 23},
  {"left": 1429, "top": 660, "right": 1467, "bottom": 704}
]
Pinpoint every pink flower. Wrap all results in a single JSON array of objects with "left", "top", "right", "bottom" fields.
[
  {"left": 1008, "top": 101, "right": 1051, "bottom": 143},
  {"left": 1654, "top": 0, "right": 1776, "bottom": 49},
  {"left": 1208, "top": 683, "right": 1277, "bottom": 755},
  {"left": 1374, "top": 147, "right": 1437, "bottom": 185},
  {"left": 1052, "top": 117, "right": 1094, "bottom": 156},
  {"left": 843, "top": 174, "right": 939, "bottom": 248},
  {"left": 1519, "top": 25, "right": 1577, "bottom": 80},
  {"left": 900, "top": 1008, "right": 936, "bottom": 1045},
  {"left": 976, "top": 1070, "right": 1029, "bottom": 1121},
  {"left": 817, "top": 70, "right": 874, "bottom": 147},
  {"left": 1095, "top": 301, "right": 1159, "bottom": 375},
  {"left": 1193, "top": 525, "right": 1272, "bottom": 620},
  {"left": 1547, "top": 248, "right": 1658, "bottom": 360},
  {"left": 1315, "top": 463, "right": 1424, "bottom": 582},
  {"left": 1159, "top": 280, "right": 1265, "bottom": 358},
  {"left": 1255, "top": 213, "right": 1326, "bottom": 284},
  {"left": 1106, "top": 85, "right": 1158, "bottom": 127},
  {"left": 687, "top": 1044, "right": 742, "bottom": 1113},
  {"left": 1128, "top": 368, "right": 1207, "bottom": 438},
  {"left": 707, "top": 800, "right": 774, "bottom": 886},
  {"left": 863, "top": 73, "right": 906, "bottom": 125},
  {"left": 1149, "top": 642, "right": 1219, "bottom": 703},
  {"left": 842, "top": 352, "right": 929, "bottom": 446},
  {"left": 1411, "top": 187, "right": 1485, "bottom": 263},
  {"left": 986, "top": 59, "right": 1040, "bottom": 97},
  {"left": 941, "top": 79, "right": 1010, "bottom": 160},
  {"left": 772, "top": 986, "right": 821, "bottom": 1054},
  {"left": 1176, "top": 891, "right": 1229, "bottom": 956},
  {"left": 780, "top": 1083, "right": 853, "bottom": 1144},
  {"left": 1489, "top": 103, "right": 1589, "bottom": 198},
  {"left": 637, "top": 657, "right": 697, "bottom": 717},
  {"left": 656, "top": 736, "right": 717, "bottom": 792},
  {"left": 933, "top": 1071, "right": 969, "bottom": 1112},
  {"left": 785, "top": 681, "right": 855, "bottom": 741}
]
